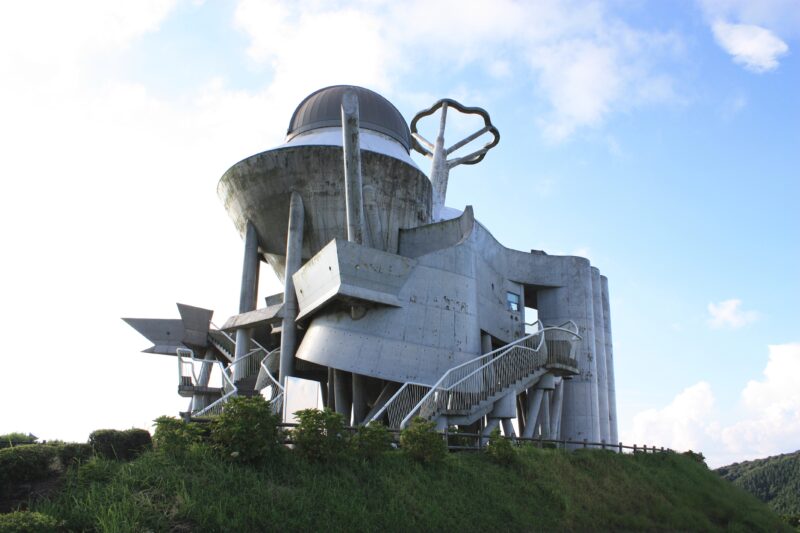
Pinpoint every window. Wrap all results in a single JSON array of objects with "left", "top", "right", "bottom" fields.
[{"left": 506, "top": 291, "right": 520, "bottom": 312}]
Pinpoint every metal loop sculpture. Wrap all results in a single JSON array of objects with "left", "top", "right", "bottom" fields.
[{"left": 410, "top": 99, "right": 500, "bottom": 220}]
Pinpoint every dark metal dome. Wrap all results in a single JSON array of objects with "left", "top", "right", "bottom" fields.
[{"left": 286, "top": 85, "right": 411, "bottom": 152}]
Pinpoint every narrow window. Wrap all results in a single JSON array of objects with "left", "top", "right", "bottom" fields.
[{"left": 506, "top": 291, "right": 520, "bottom": 312}]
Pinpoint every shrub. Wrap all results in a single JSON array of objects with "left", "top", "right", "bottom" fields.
[
  {"left": 399, "top": 417, "right": 447, "bottom": 464},
  {"left": 89, "top": 428, "right": 152, "bottom": 461},
  {"left": 75, "top": 457, "right": 120, "bottom": 486},
  {"left": 292, "top": 408, "right": 347, "bottom": 462},
  {"left": 0, "top": 511, "right": 60, "bottom": 532},
  {"left": 681, "top": 450, "right": 707, "bottom": 467},
  {"left": 211, "top": 396, "right": 282, "bottom": 465},
  {"left": 0, "top": 445, "right": 57, "bottom": 495},
  {"left": 351, "top": 422, "right": 393, "bottom": 460},
  {"left": 153, "top": 416, "right": 206, "bottom": 456},
  {"left": 0, "top": 432, "right": 37, "bottom": 448},
  {"left": 51, "top": 442, "right": 93, "bottom": 466},
  {"left": 485, "top": 428, "right": 516, "bottom": 465}
]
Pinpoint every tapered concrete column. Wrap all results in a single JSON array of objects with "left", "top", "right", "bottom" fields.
[
  {"left": 540, "top": 391, "right": 551, "bottom": 439},
  {"left": 279, "top": 192, "right": 304, "bottom": 386},
  {"left": 352, "top": 373, "right": 369, "bottom": 424},
  {"left": 192, "top": 348, "right": 217, "bottom": 412},
  {"left": 537, "top": 257, "right": 600, "bottom": 444},
  {"left": 342, "top": 91, "right": 366, "bottom": 246},
  {"left": 430, "top": 102, "right": 449, "bottom": 221},
  {"left": 501, "top": 418, "right": 516, "bottom": 438},
  {"left": 333, "top": 369, "right": 352, "bottom": 422},
  {"left": 601, "top": 276, "right": 619, "bottom": 444},
  {"left": 481, "top": 417, "right": 501, "bottom": 446},
  {"left": 522, "top": 388, "right": 544, "bottom": 439},
  {"left": 234, "top": 221, "right": 259, "bottom": 381},
  {"left": 550, "top": 378, "right": 564, "bottom": 439},
  {"left": 592, "top": 267, "right": 610, "bottom": 444}
]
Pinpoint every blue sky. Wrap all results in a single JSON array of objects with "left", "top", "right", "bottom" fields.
[{"left": 0, "top": 0, "right": 797, "bottom": 467}]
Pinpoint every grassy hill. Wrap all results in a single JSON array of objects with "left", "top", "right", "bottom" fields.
[
  {"left": 716, "top": 449, "right": 800, "bottom": 517},
  {"left": 5, "top": 444, "right": 791, "bottom": 532}
]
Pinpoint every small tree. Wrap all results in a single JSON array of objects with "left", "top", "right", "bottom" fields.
[
  {"left": 485, "top": 428, "right": 516, "bottom": 465},
  {"left": 153, "top": 416, "right": 205, "bottom": 457},
  {"left": 292, "top": 408, "right": 347, "bottom": 462},
  {"left": 211, "top": 396, "right": 282, "bottom": 465},
  {"left": 351, "top": 422, "right": 393, "bottom": 460},
  {"left": 399, "top": 417, "right": 447, "bottom": 464}
]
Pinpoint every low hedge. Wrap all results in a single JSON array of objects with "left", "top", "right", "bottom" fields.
[
  {"left": 0, "top": 445, "right": 57, "bottom": 496},
  {"left": 89, "top": 429, "right": 152, "bottom": 461},
  {"left": 0, "top": 511, "right": 60, "bottom": 532}
]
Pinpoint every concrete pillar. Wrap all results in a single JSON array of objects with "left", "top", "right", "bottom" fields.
[
  {"left": 501, "top": 418, "right": 516, "bottom": 438},
  {"left": 352, "top": 373, "right": 369, "bottom": 425},
  {"left": 481, "top": 417, "right": 501, "bottom": 446},
  {"left": 550, "top": 378, "right": 564, "bottom": 439},
  {"left": 541, "top": 391, "right": 551, "bottom": 439},
  {"left": 592, "top": 267, "right": 610, "bottom": 444},
  {"left": 333, "top": 369, "right": 352, "bottom": 422},
  {"left": 279, "top": 192, "right": 304, "bottom": 386},
  {"left": 326, "top": 367, "right": 336, "bottom": 411},
  {"left": 430, "top": 102, "right": 449, "bottom": 221},
  {"left": 481, "top": 332, "right": 492, "bottom": 354},
  {"left": 601, "top": 276, "right": 619, "bottom": 444},
  {"left": 234, "top": 221, "right": 259, "bottom": 381},
  {"left": 537, "top": 257, "right": 600, "bottom": 444},
  {"left": 522, "top": 388, "right": 544, "bottom": 439},
  {"left": 191, "top": 348, "right": 216, "bottom": 412},
  {"left": 341, "top": 91, "right": 366, "bottom": 246}
]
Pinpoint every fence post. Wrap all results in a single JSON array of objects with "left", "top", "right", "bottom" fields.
[
  {"left": 618, "top": 442, "right": 623, "bottom": 453},
  {"left": 583, "top": 439, "right": 587, "bottom": 449},
  {"left": 633, "top": 444, "right": 637, "bottom": 454},
  {"left": 601, "top": 440, "right": 606, "bottom": 451}
]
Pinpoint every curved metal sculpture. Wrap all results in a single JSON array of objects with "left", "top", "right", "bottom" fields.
[{"left": 410, "top": 99, "right": 500, "bottom": 220}]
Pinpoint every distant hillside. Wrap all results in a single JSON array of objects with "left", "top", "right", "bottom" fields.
[{"left": 716, "top": 450, "right": 800, "bottom": 516}]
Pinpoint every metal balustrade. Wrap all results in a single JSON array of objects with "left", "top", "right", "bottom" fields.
[{"left": 370, "top": 321, "right": 581, "bottom": 429}]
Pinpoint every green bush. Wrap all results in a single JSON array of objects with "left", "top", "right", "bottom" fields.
[
  {"left": 292, "top": 408, "right": 347, "bottom": 462},
  {"left": 682, "top": 449, "right": 707, "bottom": 467},
  {"left": 0, "top": 511, "right": 60, "bottom": 532},
  {"left": 51, "top": 442, "right": 93, "bottom": 466},
  {"left": 211, "top": 396, "right": 282, "bottom": 465},
  {"left": 351, "top": 422, "right": 393, "bottom": 459},
  {"left": 0, "top": 445, "right": 57, "bottom": 495},
  {"left": 485, "top": 428, "right": 516, "bottom": 465},
  {"left": 0, "top": 432, "right": 37, "bottom": 447},
  {"left": 89, "top": 428, "right": 152, "bottom": 461},
  {"left": 153, "top": 416, "right": 206, "bottom": 457},
  {"left": 74, "top": 457, "right": 120, "bottom": 486},
  {"left": 399, "top": 417, "right": 447, "bottom": 464}
]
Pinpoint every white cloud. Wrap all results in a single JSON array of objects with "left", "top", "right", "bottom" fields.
[
  {"left": 712, "top": 21, "right": 789, "bottom": 72},
  {"left": 624, "top": 382, "right": 717, "bottom": 453},
  {"left": 232, "top": 0, "right": 681, "bottom": 142},
  {"left": 622, "top": 343, "right": 800, "bottom": 467},
  {"left": 707, "top": 298, "right": 758, "bottom": 328}
]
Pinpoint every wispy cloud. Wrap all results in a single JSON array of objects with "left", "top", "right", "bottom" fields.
[
  {"left": 707, "top": 298, "right": 758, "bottom": 328},
  {"left": 712, "top": 21, "right": 788, "bottom": 72}
]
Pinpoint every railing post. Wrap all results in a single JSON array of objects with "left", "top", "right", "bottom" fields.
[
  {"left": 583, "top": 439, "right": 587, "bottom": 449},
  {"left": 618, "top": 442, "right": 622, "bottom": 453},
  {"left": 633, "top": 444, "right": 637, "bottom": 454},
  {"left": 601, "top": 440, "right": 606, "bottom": 450}
]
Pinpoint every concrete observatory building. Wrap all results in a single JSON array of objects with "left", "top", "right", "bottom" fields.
[{"left": 125, "top": 85, "right": 618, "bottom": 445}]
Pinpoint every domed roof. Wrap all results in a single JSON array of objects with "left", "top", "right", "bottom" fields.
[{"left": 286, "top": 85, "right": 411, "bottom": 152}]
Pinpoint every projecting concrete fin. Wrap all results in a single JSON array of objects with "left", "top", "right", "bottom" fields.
[
  {"left": 398, "top": 205, "right": 474, "bottom": 258},
  {"left": 221, "top": 304, "right": 285, "bottom": 332},
  {"left": 293, "top": 238, "right": 416, "bottom": 321},
  {"left": 122, "top": 318, "right": 186, "bottom": 356},
  {"left": 176, "top": 303, "right": 214, "bottom": 348}
]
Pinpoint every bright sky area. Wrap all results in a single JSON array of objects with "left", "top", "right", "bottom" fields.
[{"left": 0, "top": 0, "right": 797, "bottom": 468}]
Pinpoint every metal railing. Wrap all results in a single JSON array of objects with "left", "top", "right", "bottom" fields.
[
  {"left": 255, "top": 348, "right": 284, "bottom": 415},
  {"left": 370, "top": 321, "right": 581, "bottom": 429}
]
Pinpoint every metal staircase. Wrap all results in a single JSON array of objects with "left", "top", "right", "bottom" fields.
[
  {"left": 177, "top": 332, "right": 281, "bottom": 418},
  {"left": 369, "top": 322, "right": 581, "bottom": 429}
]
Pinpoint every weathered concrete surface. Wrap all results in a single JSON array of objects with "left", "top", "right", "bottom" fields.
[
  {"left": 601, "top": 275, "right": 619, "bottom": 444},
  {"left": 592, "top": 267, "right": 610, "bottom": 444},
  {"left": 218, "top": 146, "right": 432, "bottom": 279}
]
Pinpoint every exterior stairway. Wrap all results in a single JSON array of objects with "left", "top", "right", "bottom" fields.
[{"left": 369, "top": 322, "right": 581, "bottom": 429}]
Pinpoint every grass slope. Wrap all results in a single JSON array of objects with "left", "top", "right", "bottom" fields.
[
  {"left": 30, "top": 446, "right": 789, "bottom": 532},
  {"left": 716, "top": 450, "right": 800, "bottom": 515}
]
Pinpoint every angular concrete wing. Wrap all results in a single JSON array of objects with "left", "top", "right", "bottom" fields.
[
  {"left": 122, "top": 318, "right": 185, "bottom": 355},
  {"left": 292, "top": 238, "right": 417, "bottom": 321},
  {"left": 176, "top": 303, "right": 214, "bottom": 348}
]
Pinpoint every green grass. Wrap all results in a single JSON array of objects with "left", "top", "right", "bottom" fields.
[{"left": 27, "top": 444, "right": 790, "bottom": 532}]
